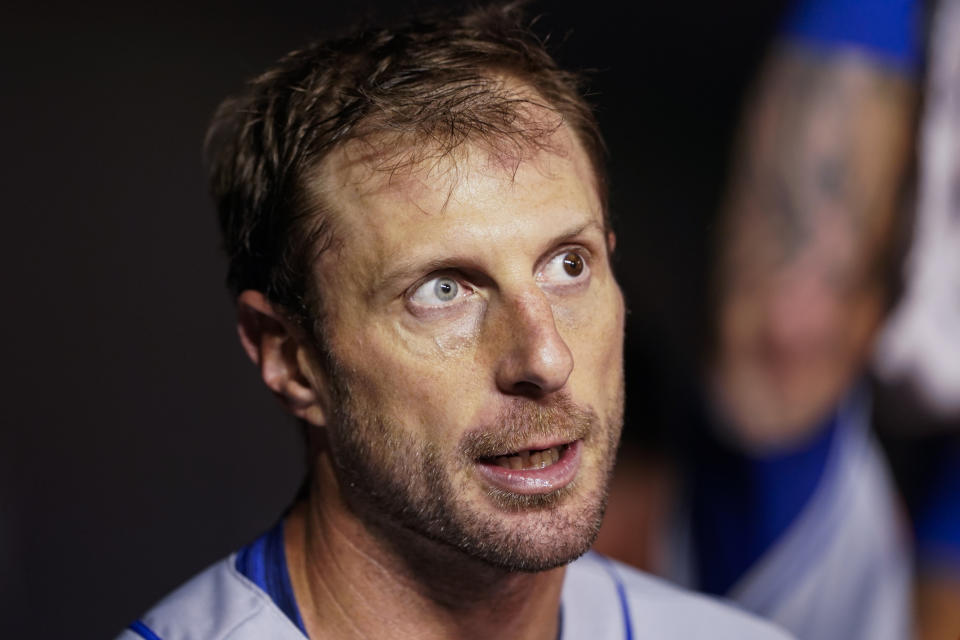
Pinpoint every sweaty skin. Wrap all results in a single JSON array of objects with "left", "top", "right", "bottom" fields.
[{"left": 239, "top": 116, "right": 625, "bottom": 640}]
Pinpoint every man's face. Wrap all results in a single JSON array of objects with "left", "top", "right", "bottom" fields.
[
  {"left": 304, "top": 125, "right": 625, "bottom": 571},
  {"left": 713, "top": 207, "right": 884, "bottom": 445}
]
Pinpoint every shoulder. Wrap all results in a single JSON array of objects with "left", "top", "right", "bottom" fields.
[
  {"left": 115, "top": 555, "right": 305, "bottom": 640},
  {"left": 562, "top": 552, "right": 794, "bottom": 640}
]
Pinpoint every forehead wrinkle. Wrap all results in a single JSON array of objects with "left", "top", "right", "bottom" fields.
[{"left": 311, "top": 124, "right": 602, "bottom": 296}]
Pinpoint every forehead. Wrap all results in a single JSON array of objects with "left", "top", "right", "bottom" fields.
[
  {"left": 308, "top": 124, "right": 603, "bottom": 291},
  {"left": 328, "top": 126, "right": 596, "bottom": 212}
]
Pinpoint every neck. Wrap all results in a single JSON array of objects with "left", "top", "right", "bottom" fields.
[{"left": 284, "top": 458, "right": 565, "bottom": 640}]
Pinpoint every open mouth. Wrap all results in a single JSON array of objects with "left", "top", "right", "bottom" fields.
[
  {"left": 474, "top": 440, "right": 582, "bottom": 495},
  {"left": 482, "top": 444, "right": 570, "bottom": 470}
]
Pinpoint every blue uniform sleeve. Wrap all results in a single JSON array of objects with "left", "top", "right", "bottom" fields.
[{"left": 781, "top": 0, "right": 924, "bottom": 72}]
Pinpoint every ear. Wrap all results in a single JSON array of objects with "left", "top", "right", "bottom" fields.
[
  {"left": 236, "top": 290, "right": 330, "bottom": 427},
  {"left": 606, "top": 231, "right": 617, "bottom": 254}
]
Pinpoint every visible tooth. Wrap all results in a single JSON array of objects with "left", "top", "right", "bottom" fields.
[{"left": 491, "top": 447, "right": 566, "bottom": 471}]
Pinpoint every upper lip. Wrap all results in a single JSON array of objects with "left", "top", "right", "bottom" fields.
[{"left": 478, "top": 438, "right": 576, "bottom": 460}]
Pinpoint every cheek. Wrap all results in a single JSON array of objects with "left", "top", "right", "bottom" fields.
[
  {"left": 399, "top": 299, "right": 486, "bottom": 357},
  {"left": 430, "top": 308, "right": 485, "bottom": 354},
  {"left": 557, "top": 284, "right": 625, "bottom": 381},
  {"left": 719, "top": 291, "right": 764, "bottom": 353},
  {"left": 336, "top": 326, "right": 485, "bottom": 442}
]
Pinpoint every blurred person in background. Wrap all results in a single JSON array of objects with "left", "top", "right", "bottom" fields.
[
  {"left": 596, "top": 1, "right": 960, "bottom": 639},
  {"left": 682, "top": 3, "right": 918, "bottom": 638},
  {"left": 693, "top": 1, "right": 918, "bottom": 638}
]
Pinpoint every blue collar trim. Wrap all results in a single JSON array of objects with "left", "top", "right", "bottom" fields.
[{"left": 235, "top": 520, "right": 307, "bottom": 636}]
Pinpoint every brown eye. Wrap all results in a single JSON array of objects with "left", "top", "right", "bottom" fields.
[{"left": 562, "top": 252, "right": 583, "bottom": 276}]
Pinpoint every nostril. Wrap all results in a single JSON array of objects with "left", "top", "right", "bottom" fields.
[
  {"left": 509, "top": 380, "right": 546, "bottom": 397},
  {"left": 495, "top": 336, "right": 574, "bottom": 397}
]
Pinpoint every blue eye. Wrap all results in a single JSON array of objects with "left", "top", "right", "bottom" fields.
[
  {"left": 410, "top": 275, "right": 468, "bottom": 307},
  {"left": 434, "top": 277, "right": 458, "bottom": 301}
]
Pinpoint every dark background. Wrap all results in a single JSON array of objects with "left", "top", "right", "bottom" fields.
[{"left": 2, "top": 1, "right": 786, "bottom": 636}]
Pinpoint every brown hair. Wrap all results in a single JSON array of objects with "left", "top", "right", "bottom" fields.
[{"left": 205, "top": 3, "right": 607, "bottom": 329}]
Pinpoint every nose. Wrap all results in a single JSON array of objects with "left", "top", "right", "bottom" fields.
[{"left": 493, "top": 289, "right": 574, "bottom": 396}]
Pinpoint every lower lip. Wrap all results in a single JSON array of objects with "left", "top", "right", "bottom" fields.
[{"left": 474, "top": 440, "right": 582, "bottom": 495}]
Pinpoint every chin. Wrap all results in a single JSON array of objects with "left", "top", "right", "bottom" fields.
[
  {"left": 453, "top": 510, "right": 605, "bottom": 573},
  {"left": 439, "top": 474, "right": 611, "bottom": 573}
]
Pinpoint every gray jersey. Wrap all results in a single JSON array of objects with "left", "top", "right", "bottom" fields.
[{"left": 118, "top": 551, "right": 791, "bottom": 639}]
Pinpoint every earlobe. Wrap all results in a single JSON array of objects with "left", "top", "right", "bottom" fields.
[{"left": 236, "top": 290, "right": 330, "bottom": 426}]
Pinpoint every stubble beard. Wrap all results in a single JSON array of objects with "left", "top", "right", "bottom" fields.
[{"left": 326, "top": 375, "right": 625, "bottom": 573}]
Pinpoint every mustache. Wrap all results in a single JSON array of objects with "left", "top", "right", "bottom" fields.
[{"left": 459, "top": 394, "right": 596, "bottom": 460}]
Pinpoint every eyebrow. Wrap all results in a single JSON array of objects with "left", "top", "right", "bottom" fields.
[
  {"left": 372, "top": 217, "right": 605, "bottom": 297},
  {"left": 538, "top": 219, "right": 605, "bottom": 258}
]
